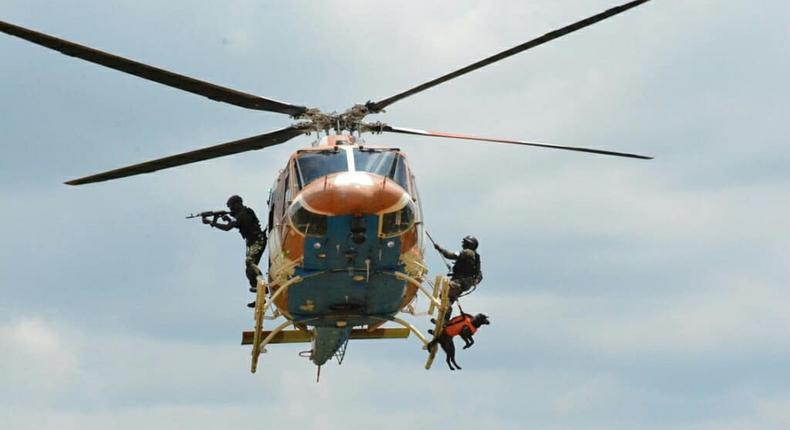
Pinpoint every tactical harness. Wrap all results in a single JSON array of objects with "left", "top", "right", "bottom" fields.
[{"left": 444, "top": 314, "right": 478, "bottom": 337}]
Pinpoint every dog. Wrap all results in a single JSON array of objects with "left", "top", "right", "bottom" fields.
[{"left": 427, "top": 313, "right": 490, "bottom": 370}]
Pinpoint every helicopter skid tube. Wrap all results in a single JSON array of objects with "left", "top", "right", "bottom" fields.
[
  {"left": 370, "top": 316, "right": 429, "bottom": 347},
  {"left": 250, "top": 277, "right": 267, "bottom": 373},
  {"left": 262, "top": 275, "right": 303, "bottom": 316},
  {"left": 391, "top": 271, "right": 441, "bottom": 309},
  {"left": 251, "top": 320, "right": 295, "bottom": 373},
  {"left": 250, "top": 273, "right": 304, "bottom": 373},
  {"left": 424, "top": 276, "right": 452, "bottom": 370}
]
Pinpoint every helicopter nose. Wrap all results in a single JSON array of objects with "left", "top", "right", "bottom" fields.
[{"left": 299, "top": 171, "right": 407, "bottom": 215}]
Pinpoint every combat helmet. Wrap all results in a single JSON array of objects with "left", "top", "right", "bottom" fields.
[{"left": 462, "top": 235, "right": 479, "bottom": 250}]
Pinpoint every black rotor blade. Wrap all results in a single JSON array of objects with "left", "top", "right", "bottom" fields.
[
  {"left": 376, "top": 125, "right": 653, "bottom": 160},
  {"left": 0, "top": 20, "right": 308, "bottom": 116},
  {"left": 65, "top": 126, "right": 307, "bottom": 185},
  {"left": 366, "top": 0, "right": 651, "bottom": 113}
]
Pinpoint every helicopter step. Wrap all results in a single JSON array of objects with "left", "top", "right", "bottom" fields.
[
  {"left": 250, "top": 274, "right": 270, "bottom": 373},
  {"left": 241, "top": 327, "right": 411, "bottom": 345},
  {"left": 424, "top": 275, "right": 452, "bottom": 370}
]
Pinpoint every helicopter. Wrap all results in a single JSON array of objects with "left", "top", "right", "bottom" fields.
[{"left": 1, "top": 0, "right": 654, "bottom": 373}]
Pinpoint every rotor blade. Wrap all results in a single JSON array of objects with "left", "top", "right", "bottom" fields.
[
  {"left": 366, "top": 0, "right": 651, "bottom": 113},
  {"left": 0, "top": 20, "right": 308, "bottom": 117},
  {"left": 376, "top": 125, "right": 653, "bottom": 160},
  {"left": 65, "top": 126, "right": 307, "bottom": 185}
]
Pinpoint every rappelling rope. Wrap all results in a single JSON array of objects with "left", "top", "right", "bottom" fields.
[
  {"left": 459, "top": 284, "right": 477, "bottom": 298},
  {"left": 456, "top": 299, "right": 466, "bottom": 317},
  {"left": 424, "top": 230, "right": 452, "bottom": 272}
]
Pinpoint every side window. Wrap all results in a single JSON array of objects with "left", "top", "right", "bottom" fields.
[
  {"left": 393, "top": 155, "right": 409, "bottom": 191},
  {"left": 399, "top": 158, "right": 415, "bottom": 199},
  {"left": 284, "top": 160, "right": 296, "bottom": 206},
  {"left": 267, "top": 189, "right": 274, "bottom": 232},
  {"left": 271, "top": 169, "right": 287, "bottom": 227},
  {"left": 280, "top": 172, "right": 290, "bottom": 219},
  {"left": 410, "top": 173, "right": 423, "bottom": 219},
  {"left": 411, "top": 173, "right": 425, "bottom": 250}
]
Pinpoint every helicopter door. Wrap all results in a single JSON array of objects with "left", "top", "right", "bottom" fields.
[
  {"left": 280, "top": 171, "right": 290, "bottom": 223},
  {"left": 410, "top": 172, "right": 425, "bottom": 250},
  {"left": 267, "top": 189, "right": 274, "bottom": 232},
  {"left": 270, "top": 166, "right": 289, "bottom": 230}
]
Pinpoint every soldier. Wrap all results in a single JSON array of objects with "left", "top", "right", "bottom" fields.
[
  {"left": 203, "top": 195, "right": 267, "bottom": 307},
  {"left": 434, "top": 235, "right": 483, "bottom": 319}
]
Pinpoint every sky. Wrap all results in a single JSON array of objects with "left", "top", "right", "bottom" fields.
[{"left": 1, "top": 0, "right": 789, "bottom": 429}]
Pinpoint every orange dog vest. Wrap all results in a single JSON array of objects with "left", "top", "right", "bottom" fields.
[{"left": 444, "top": 314, "right": 477, "bottom": 337}]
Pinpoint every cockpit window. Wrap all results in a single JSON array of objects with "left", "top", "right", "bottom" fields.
[
  {"left": 353, "top": 148, "right": 409, "bottom": 191},
  {"left": 296, "top": 149, "right": 349, "bottom": 187}
]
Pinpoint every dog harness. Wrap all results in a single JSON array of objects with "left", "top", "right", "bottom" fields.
[{"left": 444, "top": 314, "right": 477, "bottom": 337}]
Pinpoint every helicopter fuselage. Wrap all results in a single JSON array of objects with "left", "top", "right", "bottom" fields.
[{"left": 265, "top": 135, "right": 425, "bottom": 336}]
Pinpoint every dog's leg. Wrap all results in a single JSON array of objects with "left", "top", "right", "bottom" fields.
[
  {"left": 441, "top": 337, "right": 457, "bottom": 371},
  {"left": 461, "top": 327, "right": 475, "bottom": 349},
  {"left": 446, "top": 338, "right": 461, "bottom": 370},
  {"left": 451, "top": 355, "right": 461, "bottom": 370},
  {"left": 426, "top": 337, "right": 439, "bottom": 352},
  {"left": 462, "top": 335, "right": 474, "bottom": 349}
]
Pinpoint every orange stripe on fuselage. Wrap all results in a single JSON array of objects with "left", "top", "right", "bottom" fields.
[{"left": 299, "top": 171, "right": 406, "bottom": 216}]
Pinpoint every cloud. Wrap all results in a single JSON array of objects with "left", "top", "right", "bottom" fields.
[
  {"left": 3, "top": 1, "right": 790, "bottom": 429},
  {"left": 0, "top": 318, "right": 81, "bottom": 404}
]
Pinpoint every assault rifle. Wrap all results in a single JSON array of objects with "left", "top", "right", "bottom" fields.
[{"left": 185, "top": 210, "right": 230, "bottom": 220}]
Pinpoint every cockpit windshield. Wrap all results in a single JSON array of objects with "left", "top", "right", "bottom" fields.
[
  {"left": 296, "top": 149, "right": 348, "bottom": 187},
  {"left": 353, "top": 148, "right": 409, "bottom": 191}
]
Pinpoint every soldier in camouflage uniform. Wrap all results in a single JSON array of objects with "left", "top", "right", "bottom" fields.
[
  {"left": 434, "top": 235, "right": 482, "bottom": 320},
  {"left": 203, "top": 195, "right": 267, "bottom": 307}
]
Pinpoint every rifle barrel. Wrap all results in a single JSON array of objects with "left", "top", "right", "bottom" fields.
[{"left": 186, "top": 210, "right": 228, "bottom": 219}]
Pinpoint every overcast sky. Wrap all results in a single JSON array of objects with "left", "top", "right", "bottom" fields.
[{"left": 2, "top": 1, "right": 790, "bottom": 429}]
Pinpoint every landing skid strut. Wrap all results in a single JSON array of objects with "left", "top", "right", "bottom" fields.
[{"left": 424, "top": 275, "right": 451, "bottom": 370}]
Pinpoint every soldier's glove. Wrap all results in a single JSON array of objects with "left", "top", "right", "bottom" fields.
[
  {"left": 221, "top": 215, "right": 231, "bottom": 222},
  {"left": 201, "top": 217, "right": 211, "bottom": 225}
]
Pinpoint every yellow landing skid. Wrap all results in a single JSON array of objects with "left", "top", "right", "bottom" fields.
[
  {"left": 250, "top": 276, "right": 268, "bottom": 373},
  {"left": 249, "top": 273, "right": 304, "bottom": 374},
  {"left": 246, "top": 263, "right": 447, "bottom": 373},
  {"left": 242, "top": 327, "right": 410, "bottom": 345},
  {"left": 424, "top": 275, "right": 451, "bottom": 370}
]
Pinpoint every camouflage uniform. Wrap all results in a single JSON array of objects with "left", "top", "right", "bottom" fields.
[
  {"left": 232, "top": 206, "right": 266, "bottom": 290},
  {"left": 435, "top": 245, "right": 482, "bottom": 321},
  {"left": 444, "top": 248, "right": 481, "bottom": 301},
  {"left": 245, "top": 235, "right": 266, "bottom": 289}
]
